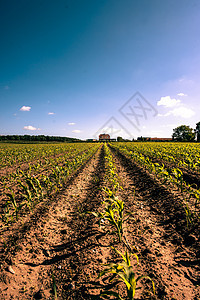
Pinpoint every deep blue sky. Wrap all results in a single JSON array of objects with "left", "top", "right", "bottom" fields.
[{"left": 1, "top": 0, "right": 200, "bottom": 139}]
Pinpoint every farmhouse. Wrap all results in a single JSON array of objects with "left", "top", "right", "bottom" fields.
[{"left": 99, "top": 134, "right": 110, "bottom": 141}]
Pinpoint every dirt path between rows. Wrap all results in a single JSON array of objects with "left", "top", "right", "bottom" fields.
[{"left": 110, "top": 146, "right": 200, "bottom": 300}]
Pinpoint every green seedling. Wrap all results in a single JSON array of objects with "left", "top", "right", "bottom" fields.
[
  {"left": 52, "top": 274, "right": 58, "bottom": 300},
  {"left": 172, "top": 168, "right": 184, "bottom": 193},
  {"left": 99, "top": 247, "right": 155, "bottom": 299},
  {"left": 4, "top": 190, "right": 26, "bottom": 222},
  {"left": 90, "top": 195, "right": 130, "bottom": 243}
]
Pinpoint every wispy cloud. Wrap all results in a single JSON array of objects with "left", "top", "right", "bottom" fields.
[
  {"left": 169, "top": 107, "right": 195, "bottom": 118},
  {"left": 72, "top": 129, "right": 81, "bottom": 133},
  {"left": 48, "top": 112, "right": 55, "bottom": 115},
  {"left": 68, "top": 122, "right": 76, "bottom": 125},
  {"left": 178, "top": 77, "right": 194, "bottom": 85},
  {"left": 157, "top": 96, "right": 180, "bottom": 108},
  {"left": 158, "top": 107, "right": 195, "bottom": 118},
  {"left": 23, "top": 125, "right": 40, "bottom": 131},
  {"left": 177, "top": 93, "right": 187, "bottom": 97},
  {"left": 20, "top": 106, "right": 31, "bottom": 111}
]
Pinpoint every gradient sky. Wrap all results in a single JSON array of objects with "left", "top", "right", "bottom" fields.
[{"left": 1, "top": 0, "right": 200, "bottom": 139}]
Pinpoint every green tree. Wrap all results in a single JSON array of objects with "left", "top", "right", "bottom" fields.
[
  {"left": 117, "top": 136, "right": 123, "bottom": 142},
  {"left": 195, "top": 122, "right": 200, "bottom": 142},
  {"left": 172, "top": 125, "right": 195, "bottom": 142}
]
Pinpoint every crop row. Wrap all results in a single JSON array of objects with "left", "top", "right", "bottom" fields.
[
  {"left": 0, "top": 143, "right": 87, "bottom": 169},
  {"left": 115, "top": 142, "right": 200, "bottom": 172},
  {"left": 1, "top": 143, "right": 100, "bottom": 227},
  {"left": 88, "top": 144, "right": 155, "bottom": 299},
  {"left": 111, "top": 143, "right": 200, "bottom": 229},
  {"left": 0, "top": 143, "right": 96, "bottom": 191}
]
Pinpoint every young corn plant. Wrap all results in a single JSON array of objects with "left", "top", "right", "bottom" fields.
[
  {"left": 104, "top": 145, "right": 122, "bottom": 195},
  {"left": 99, "top": 247, "right": 155, "bottom": 299},
  {"left": 105, "top": 197, "right": 124, "bottom": 243},
  {"left": 52, "top": 274, "right": 58, "bottom": 300},
  {"left": 172, "top": 168, "right": 185, "bottom": 193},
  {"left": 188, "top": 186, "right": 200, "bottom": 208},
  {"left": 4, "top": 189, "right": 26, "bottom": 222},
  {"left": 2, "top": 204, "right": 11, "bottom": 224},
  {"left": 25, "top": 175, "right": 44, "bottom": 202},
  {"left": 181, "top": 200, "right": 194, "bottom": 229},
  {"left": 51, "top": 166, "right": 62, "bottom": 188},
  {"left": 90, "top": 194, "right": 130, "bottom": 243},
  {"left": 42, "top": 175, "right": 54, "bottom": 196},
  {"left": 18, "top": 181, "right": 35, "bottom": 211}
]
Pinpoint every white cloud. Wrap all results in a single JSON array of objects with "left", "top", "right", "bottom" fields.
[
  {"left": 23, "top": 125, "right": 39, "bottom": 131},
  {"left": 157, "top": 94, "right": 195, "bottom": 119},
  {"left": 72, "top": 129, "right": 81, "bottom": 133},
  {"left": 68, "top": 122, "right": 76, "bottom": 125},
  {"left": 158, "top": 107, "right": 195, "bottom": 118},
  {"left": 170, "top": 107, "right": 195, "bottom": 118},
  {"left": 157, "top": 113, "right": 166, "bottom": 117},
  {"left": 157, "top": 96, "right": 181, "bottom": 108},
  {"left": 20, "top": 106, "right": 31, "bottom": 111},
  {"left": 48, "top": 112, "right": 55, "bottom": 115},
  {"left": 177, "top": 93, "right": 187, "bottom": 97},
  {"left": 157, "top": 112, "right": 172, "bottom": 117}
]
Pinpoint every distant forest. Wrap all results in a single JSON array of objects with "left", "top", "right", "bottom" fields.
[{"left": 0, "top": 135, "right": 81, "bottom": 142}]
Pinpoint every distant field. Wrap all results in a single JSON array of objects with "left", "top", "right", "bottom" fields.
[{"left": 0, "top": 142, "right": 199, "bottom": 299}]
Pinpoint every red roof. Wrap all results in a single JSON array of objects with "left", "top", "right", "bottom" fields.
[
  {"left": 150, "top": 138, "right": 172, "bottom": 141},
  {"left": 99, "top": 134, "right": 110, "bottom": 139}
]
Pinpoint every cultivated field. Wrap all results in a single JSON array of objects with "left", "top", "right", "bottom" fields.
[{"left": 0, "top": 142, "right": 199, "bottom": 300}]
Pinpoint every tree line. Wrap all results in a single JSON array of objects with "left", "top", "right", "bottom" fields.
[{"left": 0, "top": 135, "right": 81, "bottom": 143}]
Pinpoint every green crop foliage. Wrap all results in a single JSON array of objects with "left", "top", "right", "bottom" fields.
[
  {"left": 172, "top": 168, "right": 184, "bottom": 193},
  {"left": 91, "top": 195, "right": 126, "bottom": 242},
  {"left": 111, "top": 142, "right": 200, "bottom": 228},
  {"left": 1, "top": 142, "right": 101, "bottom": 226},
  {"left": 52, "top": 274, "right": 58, "bottom": 300},
  {"left": 4, "top": 189, "right": 26, "bottom": 222},
  {"left": 99, "top": 247, "right": 155, "bottom": 299}
]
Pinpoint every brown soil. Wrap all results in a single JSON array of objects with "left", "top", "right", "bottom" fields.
[{"left": 0, "top": 145, "right": 199, "bottom": 300}]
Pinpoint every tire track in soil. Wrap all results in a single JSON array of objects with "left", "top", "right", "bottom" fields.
[
  {"left": 110, "top": 146, "right": 200, "bottom": 300},
  {"left": 0, "top": 145, "right": 112, "bottom": 300}
]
